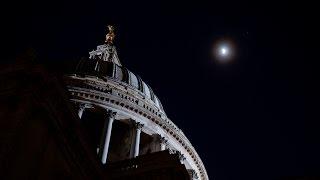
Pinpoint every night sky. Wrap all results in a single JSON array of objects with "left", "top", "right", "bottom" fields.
[{"left": 5, "top": 0, "right": 319, "bottom": 179}]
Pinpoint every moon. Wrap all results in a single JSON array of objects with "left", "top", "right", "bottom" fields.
[
  {"left": 213, "top": 40, "right": 235, "bottom": 63},
  {"left": 220, "top": 47, "right": 228, "bottom": 56}
]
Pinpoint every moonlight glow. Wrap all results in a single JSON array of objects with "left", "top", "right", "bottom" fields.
[
  {"left": 220, "top": 47, "right": 228, "bottom": 56},
  {"left": 213, "top": 40, "right": 235, "bottom": 63}
]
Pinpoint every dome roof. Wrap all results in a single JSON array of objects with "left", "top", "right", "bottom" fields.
[
  {"left": 68, "top": 27, "right": 208, "bottom": 179},
  {"left": 75, "top": 44, "right": 164, "bottom": 112}
]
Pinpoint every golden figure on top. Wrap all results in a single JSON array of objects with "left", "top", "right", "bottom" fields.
[{"left": 105, "top": 25, "right": 115, "bottom": 44}]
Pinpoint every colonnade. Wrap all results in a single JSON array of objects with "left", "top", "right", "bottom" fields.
[{"left": 77, "top": 103, "right": 168, "bottom": 164}]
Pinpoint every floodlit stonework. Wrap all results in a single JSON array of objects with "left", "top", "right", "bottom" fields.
[{"left": 64, "top": 27, "right": 208, "bottom": 180}]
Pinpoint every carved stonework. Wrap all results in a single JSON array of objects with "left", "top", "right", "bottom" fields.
[
  {"left": 168, "top": 148, "right": 176, "bottom": 155},
  {"left": 134, "top": 122, "right": 144, "bottom": 130},
  {"left": 68, "top": 78, "right": 208, "bottom": 179},
  {"left": 89, "top": 44, "right": 122, "bottom": 67},
  {"left": 176, "top": 151, "right": 186, "bottom": 162},
  {"left": 106, "top": 110, "right": 117, "bottom": 119},
  {"left": 188, "top": 169, "right": 199, "bottom": 179},
  {"left": 77, "top": 103, "right": 93, "bottom": 118},
  {"left": 159, "top": 136, "right": 168, "bottom": 144},
  {"left": 65, "top": 26, "right": 209, "bottom": 179},
  {"left": 79, "top": 103, "right": 93, "bottom": 110},
  {"left": 79, "top": 103, "right": 86, "bottom": 110},
  {"left": 89, "top": 25, "right": 120, "bottom": 66}
]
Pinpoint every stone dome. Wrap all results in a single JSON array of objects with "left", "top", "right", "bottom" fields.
[
  {"left": 66, "top": 29, "right": 208, "bottom": 179},
  {"left": 75, "top": 44, "right": 165, "bottom": 114}
]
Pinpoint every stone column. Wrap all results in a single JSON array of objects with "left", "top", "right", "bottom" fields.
[
  {"left": 99, "top": 110, "right": 116, "bottom": 164},
  {"left": 133, "top": 122, "right": 144, "bottom": 158},
  {"left": 159, "top": 136, "right": 168, "bottom": 151}
]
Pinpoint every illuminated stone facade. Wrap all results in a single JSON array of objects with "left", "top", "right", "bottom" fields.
[{"left": 64, "top": 29, "right": 208, "bottom": 180}]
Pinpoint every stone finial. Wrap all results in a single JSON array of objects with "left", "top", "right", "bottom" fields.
[{"left": 105, "top": 25, "right": 115, "bottom": 44}]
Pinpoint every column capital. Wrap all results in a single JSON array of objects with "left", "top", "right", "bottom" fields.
[
  {"left": 159, "top": 135, "right": 168, "bottom": 151},
  {"left": 106, "top": 110, "right": 117, "bottom": 119},
  {"left": 134, "top": 122, "right": 144, "bottom": 130},
  {"left": 168, "top": 148, "right": 176, "bottom": 154},
  {"left": 188, "top": 169, "right": 199, "bottom": 179},
  {"left": 79, "top": 104, "right": 85, "bottom": 110},
  {"left": 159, "top": 136, "right": 168, "bottom": 144},
  {"left": 176, "top": 151, "right": 186, "bottom": 162},
  {"left": 132, "top": 122, "right": 143, "bottom": 158},
  {"left": 79, "top": 103, "right": 92, "bottom": 109},
  {"left": 78, "top": 103, "right": 92, "bottom": 119}
]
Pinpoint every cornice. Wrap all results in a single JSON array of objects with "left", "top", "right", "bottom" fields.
[{"left": 65, "top": 75, "right": 208, "bottom": 180}]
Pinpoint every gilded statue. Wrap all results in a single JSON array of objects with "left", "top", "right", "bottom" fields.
[{"left": 105, "top": 25, "right": 115, "bottom": 44}]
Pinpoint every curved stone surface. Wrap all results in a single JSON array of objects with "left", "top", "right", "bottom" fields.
[
  {"left": 76, "top": 60, "right": 165, "bottom": 114},
  {"left": 65, "top": 41, "right": 209, "bottom": 180}
]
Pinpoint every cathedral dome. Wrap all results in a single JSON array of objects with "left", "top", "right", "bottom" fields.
[
  {"left": 76, "top": 60, "right": 165, "bottom": 113},
  {"left": 65, "top": 26, "right": 208, "bottom": 180}
]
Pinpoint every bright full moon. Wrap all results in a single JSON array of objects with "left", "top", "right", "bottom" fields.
[
  {"left": 220, "top": 47, "right": 228, "bottom": 56},
  {"left": 213, "top": 40, "right": 235, "bottom": 63}
]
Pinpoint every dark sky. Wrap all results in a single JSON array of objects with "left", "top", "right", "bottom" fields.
[{"left": 5, "top": 0, "right": 319, "bottom": 179}]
